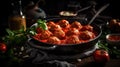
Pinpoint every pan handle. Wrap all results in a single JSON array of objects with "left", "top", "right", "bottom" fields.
[{"left": 27, "top": 38, "right": 57, "bottom": 50}]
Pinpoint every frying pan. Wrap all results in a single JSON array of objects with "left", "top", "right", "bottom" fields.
[
  {"left": 27, "top": 3, "right": 110, "bottom": 54},
  {"left": 28, "top": 17, "right": 102, "bottom": 55}
]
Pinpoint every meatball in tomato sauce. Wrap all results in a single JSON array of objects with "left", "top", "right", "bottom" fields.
[
  {"left": 66, "top": 28, "right": 79, "bottom": 36},
  {"left": 80, "top": 24, "right": 93, "bottom": 31},
  {"left": 39, "top": 30, "right": 53, "bottom": 40},
  {"left": 58, "top": 19, "right": 70, "bottom": 29},
  {"left": 49, "top": 24, "right": 62, "bottom": 32},
  {"left": 47, "top": 36, "right": 61, "bottom": 44},
  {"left": 47, "top": 21, "right": 56, "bottom": 30},
  {"left": 66, "top": 35, "right": 80, "bottom": 44},
  {"left": 36, "top": 27, "right": 44, "bottom": 34},
  {"left": 79, "top": 30, "right": 95, "bottom": 40},
  {"left": 71, "top": 21, "right": 82, "bottom": 30},
  {"left": 53, "top": 29, "right": 66, "bottom": 39},
  {"left": 47, "top": 21, "right": 56, "bottom": 27}
]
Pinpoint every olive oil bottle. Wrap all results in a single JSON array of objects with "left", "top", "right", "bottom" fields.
[{"left": 8, "top": 0, "right": 26, "bottom": 31}]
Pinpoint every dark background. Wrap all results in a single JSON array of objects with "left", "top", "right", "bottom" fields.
[{"left": 0, "top": 0, "right": 119, "bottom": 36}]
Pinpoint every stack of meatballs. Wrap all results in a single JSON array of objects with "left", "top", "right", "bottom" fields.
[{"left": 33, "top": 19, "right": 96, "bottom": 45}]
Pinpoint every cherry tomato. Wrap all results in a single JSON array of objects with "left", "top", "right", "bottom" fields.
[
  {"left": 0, "top": 43, "right": 7, "bottom": 53},
  {"left": 93, "top": 49, "right": 110, "bottom": 63}
]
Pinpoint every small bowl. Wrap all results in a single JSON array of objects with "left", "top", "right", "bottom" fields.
[
  {"left": 106, "top": 34, "right": 120, "bottom": 47},
  {"left": 59, "top": 11, "right": 77, "bottom": 17}
]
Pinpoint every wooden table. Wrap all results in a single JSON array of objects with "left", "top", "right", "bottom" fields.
[{"left": 73, "top": 56, "right": 120, "bottom": 67}]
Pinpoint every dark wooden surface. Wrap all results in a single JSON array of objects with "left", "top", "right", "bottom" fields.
[
  {"left": 1, "top": 55, "right": 120, "bottom": 67},
  {"left": 74, "top": 56, "right": 120, "bottom": 67}
]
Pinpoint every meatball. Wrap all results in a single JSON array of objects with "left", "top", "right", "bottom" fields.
[
  {"left": 47, "top": 21, "right": 56, "bottom": 26},
  {"left": 49, "top": 24, "right": 62, "bottom": 32},
  {"left": 80, "top": 24, "right": 93, "bottom": 31},
  {"left": 79, "top": 30, "right": 95, "bottom": 40},
  {"left": 47, "top": 36, "right": 61, "bottom": 44},
  {"left": 66, "top": 28, "right": 79, "bottom": 36},
  {"left": 40, "top": 30, "right": 52, "bottom": 40},
  {"left": 53, "top": 29, "right": 66, "bottom": 39},
  {"left": 36, "top": 27, "right": 44, "bottom": 34},
  {"left": 58, "top": 19, "right": 70, "bottom": 28},
  {"left": 33, "top": 34, "right": 41, "bottom": 40},
  {"left": 47, "top": 21, "right": 56, "bottom": 29},
  {"left": 71, "top": 21, "right": 82, "bottom": 29},
  {"left": 66, "top": 35, "right": 80, "bottom": 44}
]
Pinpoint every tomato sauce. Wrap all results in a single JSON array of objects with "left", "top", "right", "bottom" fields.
[{"left": 33, "top": 19, "right": 98, "bottom": 45}]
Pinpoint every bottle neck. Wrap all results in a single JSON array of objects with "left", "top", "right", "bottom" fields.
[{"left": 11, "top": 0, "right": 24, "bottom": 16}]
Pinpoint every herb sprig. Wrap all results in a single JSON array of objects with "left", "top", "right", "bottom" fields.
[
  {"left": 27, "top": 19, "right": 48, "bottom": 35},
  {"left": 2, "top": 19, "right": 48, "bottom": 46}
]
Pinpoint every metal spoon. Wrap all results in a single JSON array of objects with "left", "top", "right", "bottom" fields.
[
  {"left": 88, "top": 3, "right": 110, "bottom": 25},
  {"left": 75, "top": 6, "right": 91, "bottom": 15},
  {"left": 59, "top": 6, "right": 91, "bottom": 17}
]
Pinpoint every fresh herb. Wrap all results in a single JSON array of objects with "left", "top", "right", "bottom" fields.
[
  {"left": 1, "top": 19, "right": 48, "bottom": 65},
  {"left": 2, "top": 19, "right": 48, "bottom": 46},
  {"left": 27, "top": 19, "right": 48, "bottom": 35},
  {"left": 2, "top": 29, "right": 27, "bottom": 47},
  {"left": 96, "top": 40, "right": 120, "bottom": 59},
  {"left": 97, "top": 40, "right": 109, "bottom": 51},
  {"left": 36, "top": 19, "right": 48, "bottom": 30}
]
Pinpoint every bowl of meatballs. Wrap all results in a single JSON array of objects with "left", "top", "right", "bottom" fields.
[{"left": 28, "top": 17, "right": 102, "bottom": 54}]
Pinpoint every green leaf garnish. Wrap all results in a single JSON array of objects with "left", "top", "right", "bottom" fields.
[{"left": 36, "top": 19, "right": 48, "bottom": 30}]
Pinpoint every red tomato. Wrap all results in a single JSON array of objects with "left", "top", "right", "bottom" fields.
[
  {"left": 0, "top": 43, "right": 7, "bottom": 53},
  {"left": 93, "top": 49, "right": 110, "bottom": 63}
]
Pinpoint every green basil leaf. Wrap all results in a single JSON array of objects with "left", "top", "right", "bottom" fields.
[
  {"left": 36, "top": 19, "right": 48, "bottom": 30},
  {"left": 6, "top": 29, "right": 14, "bottom": 36},
  {"left": 40, "top": 22, "right": 48, "bottom": 30}
]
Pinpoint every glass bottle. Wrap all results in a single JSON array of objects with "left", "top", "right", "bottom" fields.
[{"left": 8, "top": 0, "right": 26, "bottom": 31}]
